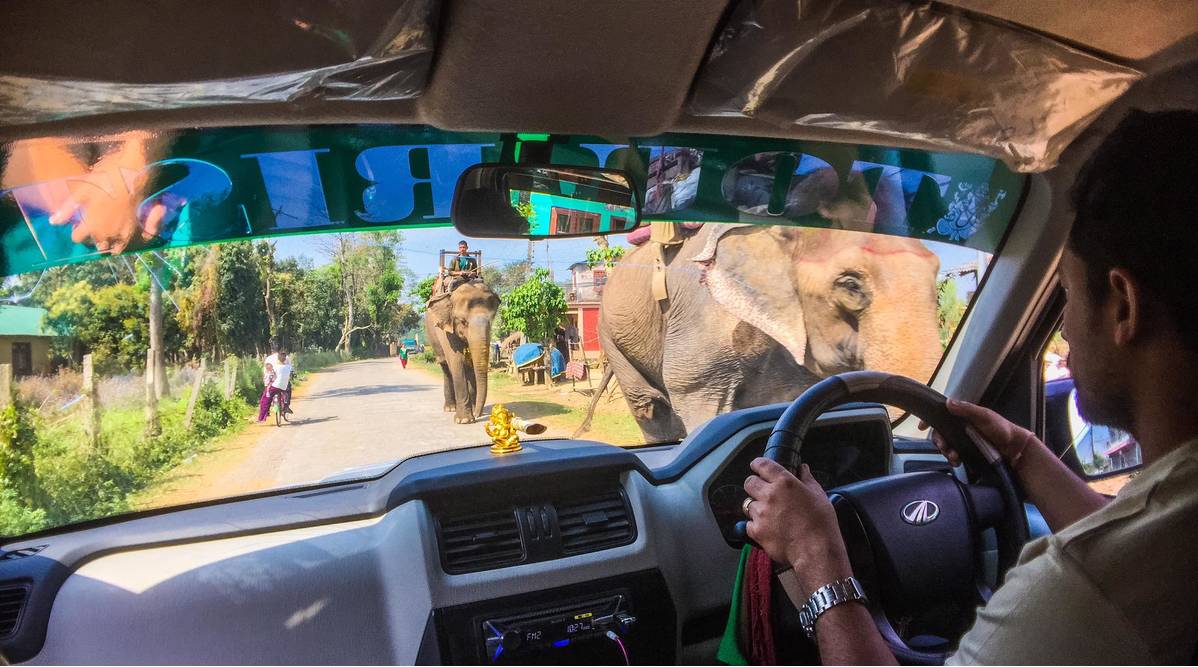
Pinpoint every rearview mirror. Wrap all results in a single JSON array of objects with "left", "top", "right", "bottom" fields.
[{"left": 452, "top": 165, "right": 641, "bottom": 239}]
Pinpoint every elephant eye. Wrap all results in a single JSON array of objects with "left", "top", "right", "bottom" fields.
[
  {"left": 834, "top": 272, "right": 870, "bottom": 311},
  {"left": 835, "top": 273, "right": 864, "bottom": 294}
]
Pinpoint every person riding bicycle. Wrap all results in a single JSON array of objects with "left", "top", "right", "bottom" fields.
[
  {"left": 263, "top": 344, "right": 294, "bottom": 416},
  {"left": 257, "top": 350, "right": 293, "bottom": 423}
]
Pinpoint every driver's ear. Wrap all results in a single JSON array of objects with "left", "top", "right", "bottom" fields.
[{"left": 1107, "top": 267, "right": 1142, "bottom": 347}]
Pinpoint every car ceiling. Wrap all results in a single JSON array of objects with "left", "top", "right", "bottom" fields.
[{"left": 2, "top": 0, "right": 1196, "bottom": 152}]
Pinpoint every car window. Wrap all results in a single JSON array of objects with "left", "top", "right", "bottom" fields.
[
  {"left": 1041, "top": 331, "right": 1140, "bottom": 495},
  {"left": 0, "top": 127, "right": 1021, "bottom": 537}
]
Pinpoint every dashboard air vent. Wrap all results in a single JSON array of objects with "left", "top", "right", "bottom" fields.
[
  {"left": 0, "top": 583, "right": 29, "bottom": 638},
  {"left": 439, "top": 509, "right": 524, "bottom": 573},
  {"left": 556, "top": 489, "right": 635, "bottom": 555}
]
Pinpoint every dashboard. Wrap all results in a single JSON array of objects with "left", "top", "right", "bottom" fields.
[
  {"left": 706, "top": 409, "right": 892, "bottom": 544},
  {"left": 0, "top": 402, "right": 909, "bottom": 665}
]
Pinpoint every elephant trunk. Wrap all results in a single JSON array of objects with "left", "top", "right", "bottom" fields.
[{"left": 468, "top": 326, "right": 491, "bottom": 418}]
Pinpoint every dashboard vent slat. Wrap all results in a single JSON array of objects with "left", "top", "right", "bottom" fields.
[
  {"left": 555, "top": 489, "right": 635, "bottom": 555},
  {"left": 438, "top": 509, "right": 525, "bottom": 573},
  {"left": 0, "top": 584, "right": 30, "bottom": 638}
]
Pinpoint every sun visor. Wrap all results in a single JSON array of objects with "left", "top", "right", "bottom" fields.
[
  {"left": 0, "top": 0, "right": 435, "bottom": 127},
  {"left": 687, "top": 0, "right": 1143, "bottom": 172}
]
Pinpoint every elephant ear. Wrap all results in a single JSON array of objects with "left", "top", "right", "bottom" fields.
[
  {"left": 691, "top": 224, "right": 808, "bottom": 366},
  {"left": 426, "top": 294, "right": 456, "bottom": 335}
]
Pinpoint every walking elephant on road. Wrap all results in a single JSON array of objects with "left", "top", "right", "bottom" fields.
[
  {"left": 599, "top": 224, "right": 942, "bottom": 442},
  {"left": 424, "top": 280, "right": 500, "bottom": 424}
]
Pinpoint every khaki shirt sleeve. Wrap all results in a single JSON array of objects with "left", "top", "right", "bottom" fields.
[{"left": 947, "top": 541, "right": 1151, "bottom": 665}]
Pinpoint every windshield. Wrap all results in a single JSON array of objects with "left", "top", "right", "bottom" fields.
[{"left": 0, "top": 126, "right": 1022, "bottom": 537}]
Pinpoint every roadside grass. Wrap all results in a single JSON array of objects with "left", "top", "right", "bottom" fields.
[
  {"left": 0, "top": 386, "right": 251, "bottom": 536},
  {"left": 408, "top": 357, "right": 646, "bottom": 446},
  {"left": 0, "top": 350, "right": 351, "bottom": 537}
]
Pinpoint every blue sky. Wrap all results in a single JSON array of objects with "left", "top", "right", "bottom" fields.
[
  {"left": 272, "top": 226, "right": 988, "bottom": 289},
  {"left": 273, "top": 227, "right": 623, "bottom": 281}
]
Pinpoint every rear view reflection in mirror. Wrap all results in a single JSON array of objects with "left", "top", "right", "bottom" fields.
[{"left": 452, "top": 165, "right": 640, "bottom": 239}]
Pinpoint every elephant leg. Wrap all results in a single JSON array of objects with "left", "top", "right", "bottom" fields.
[
  {"left": 668, "top": 387, "right": 736, "bottom": 435},
  {"left": 448, "top": 355, "right": 475, "bottom": 424},
  {"left": 605, "top": 340, "right": 686, "bottom": 442},
  {"left": 463, "top": 362, "right": 478, "bottom": 416},
  {"left": 439, "top": 360, "right": 456, "bottom": 412}
]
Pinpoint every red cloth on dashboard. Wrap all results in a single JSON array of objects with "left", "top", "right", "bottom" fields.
[{"left": 747, "top": 546, "right": 778, "bottom": 665}]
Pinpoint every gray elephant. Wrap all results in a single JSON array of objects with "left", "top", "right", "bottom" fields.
[
  {"left": 598, "top": 224, "right": 942, "bottom": 442},
  {"left": 424, "top": 280, "right": 500, "bottom": 423}
]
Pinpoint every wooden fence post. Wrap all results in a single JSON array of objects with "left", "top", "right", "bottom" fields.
[
  {"left": 184, "top": 358, "right": 207, "bottom": 430},
  {"left": 0, "top": 364, "right": 12, "bottom": 409},
  {"left": 145, "top": 349, "right": 160, "bottom": 437},
  {"left": 81, "top": 354, "right": 100, "bottom": 449}
]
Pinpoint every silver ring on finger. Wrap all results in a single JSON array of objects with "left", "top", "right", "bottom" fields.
[{"left": 741, "top": 496, "right": 755, "bottom": 517}]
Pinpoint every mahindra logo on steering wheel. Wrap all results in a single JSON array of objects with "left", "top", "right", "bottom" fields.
[{"left": 901, "top": 500, "right": 940, "bottom": 526}]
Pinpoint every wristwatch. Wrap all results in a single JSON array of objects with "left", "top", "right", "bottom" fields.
[{"left": 798, "top": 576, "right": 868, "bottom": 639}]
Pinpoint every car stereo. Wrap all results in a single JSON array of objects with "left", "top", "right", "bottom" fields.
[
  {"left": 427, "top": 570, "right": 675, "bottom": 665},
  {"left": 481, "top": 593, "right": 635, "bottom": 664}
]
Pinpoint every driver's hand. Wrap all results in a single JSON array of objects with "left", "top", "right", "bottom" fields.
[
  {"left": 919, "top": 399, "right": 1042, "bottom": 470},
  {"left": 744, "top": 458, "right": 852, "bottom": 593}
]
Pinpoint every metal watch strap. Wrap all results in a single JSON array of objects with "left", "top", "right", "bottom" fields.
[{"left": 797, "top": 576, "right": 868, "bottom": 639}]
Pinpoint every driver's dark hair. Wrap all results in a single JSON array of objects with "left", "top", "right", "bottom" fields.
[
  {"left": 458, "top": 239, "right": 469, "bottom": 247},
  {"left": 1067, "top": 109, "right": 1198, "bottom": 351}
]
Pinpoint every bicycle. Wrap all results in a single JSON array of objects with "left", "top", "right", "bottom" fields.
[{"left": 272, "top": 389, "right": 289, "bottom": 427}]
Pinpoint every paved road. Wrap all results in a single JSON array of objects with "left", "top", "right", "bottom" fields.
[{"left": 221, "top": 357, "right": 491, "bottom": 491}]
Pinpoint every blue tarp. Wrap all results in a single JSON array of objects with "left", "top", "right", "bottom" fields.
[{"left": 512, "top": 343, "right": 565, "bottom": 378}]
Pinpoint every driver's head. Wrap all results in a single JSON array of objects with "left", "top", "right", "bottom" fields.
[
  {"left": 1061, "top": 109, "right": 1198, "bottom": 431},
  {"left": 458, "top": 240, "right": 469, "bottom": 253}
]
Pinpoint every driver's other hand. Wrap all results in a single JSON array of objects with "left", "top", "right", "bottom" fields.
[
  {"left": 918, "top": 399, "right": 1040, "bottom": 469},
  {"left": 744, "top": 458, "right": 846, "bottom": 571}
]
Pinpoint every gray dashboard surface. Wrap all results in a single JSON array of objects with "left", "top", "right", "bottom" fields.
[{"left": 0, "top": 404, "right": 880, "bottom": 663}]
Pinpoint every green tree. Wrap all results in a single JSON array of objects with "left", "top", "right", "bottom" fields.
[
  {"left": 585, "top": 245, "right": 625, "bottom": 269},
  {"left": 176, "top": 246, "right": 221, "bottom": 358},
  {"left": 366, "top": 267, "right": 406, "bottom": 345},
  {"left": 45, "top": 281, "right": 149, "bottom": 371},
  {"left": 295, "top": 265, "right": 344, "bottom": 350},
  {"left": 412, "top": 276, "right": 437, "bottom": 308},
  {"left": 319, "top": 232, "right": 405, "bottom": 353},
  {"left": 215, "top": 242, "right": 268, "bottom": 356},
  {"left": 480, "top": 260, "right": 532, "bottom": 297},
  {"left": 499, "top": 268, "right": 567, "bottom": 344},
  {"left": 936, "top": 277, "right": 967, "bottom": 349},
  {"left": 268, "top": 256, "right": 308, "bottom": 352}
]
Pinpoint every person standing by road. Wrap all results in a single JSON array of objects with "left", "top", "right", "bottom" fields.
[{"left": 398, "top": 343, "right": 409, "bottom": 369}]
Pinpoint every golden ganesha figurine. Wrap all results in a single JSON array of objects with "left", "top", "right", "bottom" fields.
[{"left": 485, "top": 404, "right": 547, "bottom": 455}]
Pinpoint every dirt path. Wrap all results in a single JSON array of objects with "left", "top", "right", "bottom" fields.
[
  {"left": 138, "top": 356, "right": 646, "bottom": 509},
  {"left": 139, "top": 358, "right": 502, "bottom": 507}
]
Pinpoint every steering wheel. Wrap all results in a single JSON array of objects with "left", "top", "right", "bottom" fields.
[{"left": 734, "top": 371, "right": 1028, "bottom": 664}]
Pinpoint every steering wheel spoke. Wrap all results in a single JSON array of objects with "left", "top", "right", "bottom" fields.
[{"left": 964, "top": 482, "right": 1006, "bottom": 528}]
